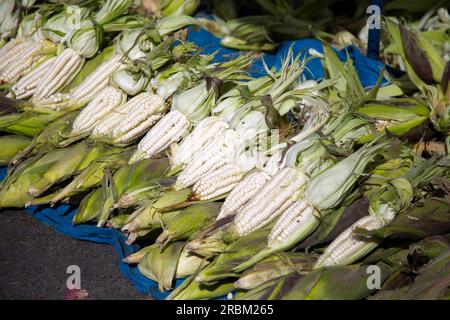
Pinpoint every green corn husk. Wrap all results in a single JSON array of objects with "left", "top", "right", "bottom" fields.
[
  {"left": 176, "top": 247, "right": 210, "bottom": 278},
  {"left": 11, "top": 111, "right": 79, "bottom": 166},
  {"left": 114, "top": 176, "right": 175, "bottom": 209},
  {"left": 306, "top": 141, "right": 391, "bottom": 212},
  {"left": 237, "top": 262, "right": 392, "bottom": 300},
  {"left": 195, "top": 229, "right": 271, "bottom": 285},
  {"left": 50, "top": 148, "right": 133, "bottom": 205},
  {"left": 385, "top": 18, "right": 449, "bottom": 133},
  {"left": 364, "top": 236, "right": 450, "bottom": 299},
  {"left": 357, "top": 98, "right": 431, "bottom": 143},
  {"left": 0, "top": 147, "right": 71, "bottom": 207},
  {"left": 25, "top": 142, "right": 125, "bottom": 198},
  {"left": 96, "top": 156, "right": 171, "bottom": 227},
  {"left": 0, "top": 135, "right": 32, "bottom": 165},
  {"left": 299, "top": 155, "right": 414, "bottom": 251},
  {"left": 166, "top": 274, "right": 235, "bottom": 300},
  {"left": 409, "top": 235, "right": 450, "bottom": 261},
  {"left": 161, "top": 0, "right": 200, "bottom": 17},
  {"left": 235, "top": 252, "right": 316, "bottom": 290},
  {"left": 121, "top": 189, "right": 191, "bottom": 243},
  {"left": 98, "top": 168, "right": 118, "bottom": 227},
  {"left": 138, "top": 242, "right": 185, "bottom": 292},
  {"left": 315, "top": 154, "right": 449, "bottom": 269},
  {"left": 123, "top": 245, "right": 154, "bottom": 264},
  {"left": 185, "top": 216, "right": 234, "bottom": 258},
  {"left": 73, "top": 187, "right": 103, "bottom": 224},
  {"left": 26, "top": 141, "right": 90, "bottom": 197},
  {"left": 386, "top": 18, "right": 445, "bottom": 89},
  {"left": 371, "top": 249, "right": 450, "bottom": 300},
  {"left": 155, "top": 202, "right": 221, "bottom": 248},
  {"left": 0, "top": 109, "right": 65, "bottom": 137},
  {"left": 106, "top": 212, "right": 133, "bottom": 229},
  {"left": 137, "top": 242, "right": 208, "bottom": 290},
  {"left": 358, "top": 197, "right": 450, "bottom": 240}
]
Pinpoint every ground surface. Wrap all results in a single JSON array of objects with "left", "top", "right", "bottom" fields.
[{"left": 0, "top": 210, "right": 147, "bottom": 300}]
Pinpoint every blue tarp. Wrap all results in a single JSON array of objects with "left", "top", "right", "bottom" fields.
[
  {"left": 0, "top": 23, "right": 389, "bottom": 299},
  {"left": 187, "top": 25, "right": 388, "bottom": 88}
]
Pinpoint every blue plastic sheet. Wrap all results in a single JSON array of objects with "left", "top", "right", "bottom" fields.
[
  {"left": 0, "top": 21, "right": 389, "bottom": 298},
  {"left": 187, "top": 25, "right": 388, "bottom": 88}
]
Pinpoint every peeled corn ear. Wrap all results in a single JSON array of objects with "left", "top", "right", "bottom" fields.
[
  {"left": 217, "top": 171, "right": 270, "bottom": 220},
  {"left": 130, "top": 110, "right": 190, "bottom": 163},
  {"left": 92, "top": 92, "right": 167, "bottom": 146},
  {"left": 36, "top": 54, "right": 126, "bottom": 111},
  {"left": 0, "top": 38, "right": 30, "bottom": 71},
  {"left": 314, "top": 215, "right": 386, "bottom": 269},
  {"left": 32, "top": 48, "right": 84, "bottom": 104},
  {"left": 169, "top": 116, "right": 229, "bottom": 170},
  {"left": 0, "top": 40, "right": 55, "bottom": 84},
  {"left": 232, "top": 167, "right": 309, "bottom": 237},
  {"left": 11, "top": 56, "right": 58, "bottom": 100},
  {"left": 71, "top": 86, "right": 127, "bottom": 135},
  {"left": 191, "top": 162, "right": 244, "bottom": 201}
]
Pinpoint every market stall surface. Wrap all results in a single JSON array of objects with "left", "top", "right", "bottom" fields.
[{"left": 0, "top": 210, "right": 147, "bottom": 300}]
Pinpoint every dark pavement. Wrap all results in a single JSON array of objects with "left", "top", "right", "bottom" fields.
[{"left": 0, "top": 210, "right": 147, "bottom": 300}]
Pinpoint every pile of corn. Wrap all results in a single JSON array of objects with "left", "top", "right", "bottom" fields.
[{"left": 0, "top": 0, "right": 449, "bottom": 300}]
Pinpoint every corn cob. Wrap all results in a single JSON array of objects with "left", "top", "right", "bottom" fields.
[
  {"left": 191, "top": 162, "right": 244, "bottom": 201},
  {"left": 90, "top": 93, "right": 166, "bottom": 145},
  {"left": 232, "top": 167, "right": 309, "bottom": 236},
  {"left": 314, "top": 215, "right": 386, "bottom": 268},
  {"left": 0, "top": 38, "right": 31, "bottom": 71},
  {"left": 169, "top": 116, "right": 229, "bottom": 170},
  {"left": 217, "top": 171, "right": 271, "bottom": 220},
  {"left": 71, "top": 86, "right": 127, "bottom": 134},
  {"left": 174, "top": 130, "right": 241, "bottom": 190},
  {"left": 129, "top": 110, "right": 190, "bottom": 163},
  {"left": 108, "top": 93, "right": 166, "bottom": 145},
  {"left": 37, "top": 54, "right": 126, "bottom": 110},
  {"left": 32, "top": 48, "right": 83, "bottom": 103},
  {"left": 0, "top": 40, "right": 55, "bottom": 84},
  {"left": 11, "top": 56, "right": 57, "bottom": 99},
  {"left": 268, "top": 200, "right": 319, "bottom": 248}
]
